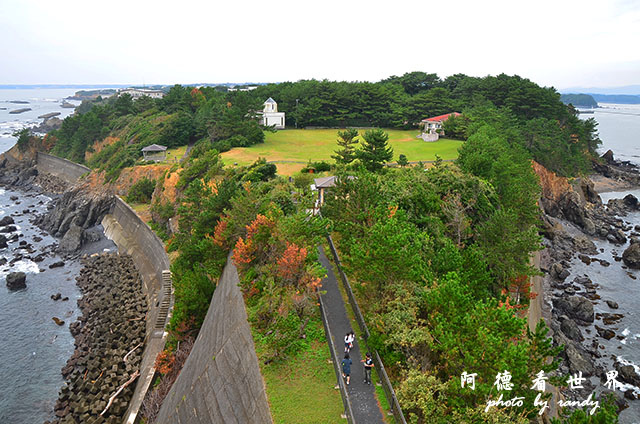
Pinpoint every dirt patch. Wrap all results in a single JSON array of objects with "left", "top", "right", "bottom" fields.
[
  {"left": 153, "top": 169, "right": 180, "bottom": 205},
  {"left": 113, "top": 164, "right": 170, "bottom": 198},
  {"left": 275, "top": 163, "right": 306, "bottom": 176},
  {"left": 85, "top": 136, "right": 119, "bottom": 161},
  {"left": 532, "top": 161, "right": 570, "bottom": 203}
]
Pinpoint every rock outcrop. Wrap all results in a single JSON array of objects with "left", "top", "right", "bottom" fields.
[
  {"left": 6, "top": 272, "right": 26, "bottom": 290},
  {"left": 622, "top": 243, "right": 640, "bottom": 269},
  {"left": 36, "top": 184, "right": 114, "bottom": 253}
]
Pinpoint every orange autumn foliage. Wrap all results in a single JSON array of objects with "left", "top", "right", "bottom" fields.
[
  {"left": 154, "top": 350, "right": 175, "bottom": 375},
  {"left": 211, "top": 219, "right": 228, "bottom": 248},
  {"left": 276, "top": 242, "right": 308, "bottom": 283}
]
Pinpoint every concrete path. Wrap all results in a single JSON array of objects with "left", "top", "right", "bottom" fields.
[{"left": 318, "top": 246, "right": 384, "bottom": 424}]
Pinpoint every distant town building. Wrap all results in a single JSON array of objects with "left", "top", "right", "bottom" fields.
[
  {"left": 227, "top": 86, "right": 258, "bottom": 92},
  {"left": 118, "top": 88, "right": 165, "bottom": 99},
  {"left": 141, "top": 144, "right": 167, "bottom": 162},
  {"left": 419, "top": 112, "right": 461, "bottom": 141},
  {"left": 260, "top": 98, "right": 285, "bottom": 129}
]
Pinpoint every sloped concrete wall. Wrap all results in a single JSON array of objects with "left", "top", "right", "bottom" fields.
[
  {"left": 36, "top": 152, "right": 90, "bottom": 183},
  {"left": 102, "top": 197, "right": 170, "bottom": 299},
  {"left": 155, "top": 256, "right": 273, "bottom": 424}
]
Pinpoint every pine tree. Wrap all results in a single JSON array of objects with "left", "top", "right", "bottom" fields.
[
  {"left": 331, "top": 128, "right": 360, "bottom": 165},
  {"left": 357, "top": 129, "right": 393, "bottom": 172}
]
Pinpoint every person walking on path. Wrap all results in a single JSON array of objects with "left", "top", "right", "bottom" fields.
[
  {"left": 344, "top": 331, "right": 354, "bottom": 353},
  {"left": 341, "top": 352, "right": 352, "bottom": 385},
  {"left": 361, "top": 352, "right": 374, "bottom": 385}
]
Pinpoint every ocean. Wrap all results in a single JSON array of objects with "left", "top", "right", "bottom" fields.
[
  {"left": 578, "top": 104, "right": 640, "bottom": 423},
  {"left": 0, "top": 88, "right": 108, "bottom": 423}
]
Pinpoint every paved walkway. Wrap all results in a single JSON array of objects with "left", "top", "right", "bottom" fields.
[{"left": 318, "top": 246, "right": 384, "bottom": 424}]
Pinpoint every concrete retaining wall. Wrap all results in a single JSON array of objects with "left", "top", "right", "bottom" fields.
[
  {"left": 155, "top": 255, "right": 273, "bottom": 424},
  {"left": 30, "top": 152, "right": 172, "bottom": 424},
  {"left": 36, "top": 152, "right": 90, "bottom": 183},
  {"left": 102, "top": 197, "right": 170, "bottom": 300},
  {"left": 100, "top": 197, "right": 173, "bottom": 424}
]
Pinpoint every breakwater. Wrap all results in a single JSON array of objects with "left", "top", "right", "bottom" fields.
[
  {"left": 36, "top": 152, "right": 90, "bottom": 184},
  {"left": 47, "top": 254, "right": 147, "bottom": 423}
]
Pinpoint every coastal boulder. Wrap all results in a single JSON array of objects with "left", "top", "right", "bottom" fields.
[
  {"left": 623, "top": 194, "right": 639, "bottom": 209},
  {"left": 560, "top": 316, "right": 584, "bottom": 341},
  {"left": 0, "top": 234, "right": 7, "bottom": 249},
  {"left": 565, "top": 343, "right": 596, "bottom": 375},
  {"left": 551, "top": 262, "right": 570, "bottom": 281},
  {"left": 0, "top": 216, "right": 14, "bottom": 226},
  {"left": 59, "top": 224, "right": 84, "bottom": 253},
  {"left": 554, "top": 295, "right": 594, "bottom": 323},
  {"left": 622, "top": 243, "right": 640, "bottom": 269},
  {"left": 602, "top": 149, "right": 615, "bottom": 163},
  {"left": 559, "top": 191, "right": 588, "bottom": 229},
  {"left": 6, "top": 272, "right": 26, "bottom": 290},
  {"left": 568, "top": 295, "right": 594, "bottom": 323},
  {"left": 617, "top": 364, "right": 640, "bottom": 387}
]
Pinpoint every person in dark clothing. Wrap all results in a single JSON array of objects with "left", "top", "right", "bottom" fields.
[
  {"left": 341, "top": 352, "right": 352, "bottom": 385},
  {"left": 362, "top": 352, "right": 374, "bottom": 385}
]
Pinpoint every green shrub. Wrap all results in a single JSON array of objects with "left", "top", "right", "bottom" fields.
[{"left": 126, "top": 177, "right": 156, "bottom": 203}]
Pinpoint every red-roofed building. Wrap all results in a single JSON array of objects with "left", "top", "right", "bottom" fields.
[
  {"left": 418, "top": 112, "right": 461, "bottom": 141},
  {"left": 421, "top": 112, "right": 461, "bottom": 134}
]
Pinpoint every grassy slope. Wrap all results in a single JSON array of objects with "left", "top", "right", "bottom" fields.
[
  {"left": 221, "top": 129, "right": 462, "bottom": 167},
  {"left": 255, "top": 318, "right": 343, "bottom": 424}
]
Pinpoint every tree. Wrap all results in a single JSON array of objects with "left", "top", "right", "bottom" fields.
[
  {"left": 331, "top": 128, "right": 359, "bottom": 165},
  {"left": 397, "top": 154, "right": 409, "bottom": 167},
  {"left": 357, "top": 129, "right": 393, "bottom": 172},
  {"left": 13, "top": 128, "right": 31, "bottom": 152}
]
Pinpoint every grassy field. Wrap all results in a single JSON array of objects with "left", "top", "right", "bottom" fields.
[
  {"left": 220, "top": 129, "right": 462, "bottom": 171},
  {"left": 256, "top": 319, "right": 343, "bottom": 424},
  {"left": 163, "top": 145, "right": 187, "bottom": 163}
]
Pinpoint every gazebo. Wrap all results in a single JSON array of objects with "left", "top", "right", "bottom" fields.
[{"left": 141, "top": 144, "right": 167, "bottom": 162}]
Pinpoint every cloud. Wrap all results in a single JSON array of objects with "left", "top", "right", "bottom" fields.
[{"left": 0, "top": 0, "right": 638, "bottom": 87}]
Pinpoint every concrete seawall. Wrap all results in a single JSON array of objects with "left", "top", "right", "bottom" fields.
[
  {"left": 33, "top": 152, "right": 173, "bottom": 423},
  {"left": 36, "top": 152, "right": 90, "bottom": 183},
  {"left": 155, "top": 255, "right": 273, "bottom": 424},
  {"left": 101, "top": 197, "right": 173, "bottom": 424}
]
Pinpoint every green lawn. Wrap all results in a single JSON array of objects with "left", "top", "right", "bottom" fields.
[
  {"left": 256, "top": 319, "right": 343, "bottom": 424},
  {"left": 163, "top": 145, "right": 187, "bottom": 163},
  {"left": 221, "top": 129, "right": 462, "bottom": 167}
]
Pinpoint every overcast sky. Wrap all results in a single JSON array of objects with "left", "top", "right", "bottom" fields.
[{"left": 1, "top": 0, "right": 639, "bottom": 89}]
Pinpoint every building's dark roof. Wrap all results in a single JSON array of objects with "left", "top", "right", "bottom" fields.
[
  {"left": 314, "top": 175, "right": 354, "bottom": 188},
  {"left": 141, "top": 144, "right": 168, "bottom": 152}
]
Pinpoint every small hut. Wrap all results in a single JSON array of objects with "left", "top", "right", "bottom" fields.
[{"left": 141, "top": 144, "right": 167, "bottom": 162}]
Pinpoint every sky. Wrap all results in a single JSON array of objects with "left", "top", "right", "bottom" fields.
[{"left": 1, "top": 0, "right": 639, "bottom": 90}]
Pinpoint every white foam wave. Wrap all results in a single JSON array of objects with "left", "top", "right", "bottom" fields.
[
  {"left": 1, "top": 259, "right": 40, "bottom": 277},
  {"left": 622, "top": 328, "right": 631, "bottom": 337}
]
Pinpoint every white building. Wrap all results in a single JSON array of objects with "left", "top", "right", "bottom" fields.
[
  {"left": 260, "top": 98, "right": 285, "bottom": 129},
  {"left": 118, "top": 88, "right": 165, "bottom": 99}
]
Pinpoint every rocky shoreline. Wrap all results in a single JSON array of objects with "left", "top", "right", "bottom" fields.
[
  {"left": 0, "top": 155, "right": 148, "bottom": 423},
  {"left": 536, "top": 151, "right": 640, "bottom": 415}
]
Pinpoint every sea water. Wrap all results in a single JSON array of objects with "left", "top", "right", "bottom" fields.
[
  {"left": 0, "top": 88, "right": 93, "bottom": 423},
  {"left": 579, "top": 104, "right": 640, "bottom": 422}
]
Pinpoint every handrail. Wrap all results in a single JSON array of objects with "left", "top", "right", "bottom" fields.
[
  {"left": 326, "top": 234, "right": 407, "bottom": 424},
  {"left": 318, "top": 286, "right": 355, "bottom": 423}
]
